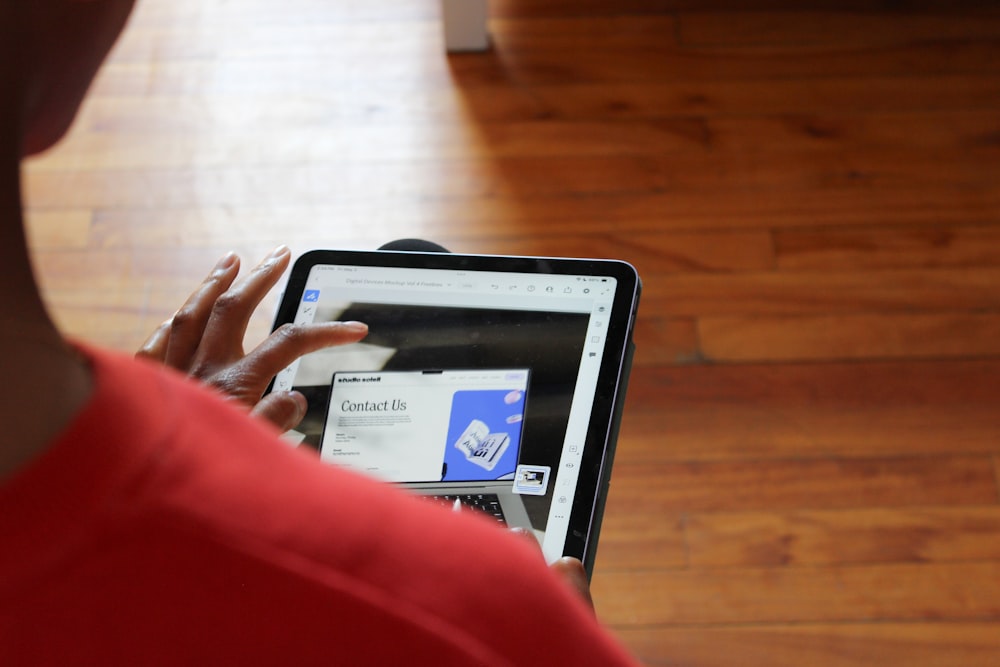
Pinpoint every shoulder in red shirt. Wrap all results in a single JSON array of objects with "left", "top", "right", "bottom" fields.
[{"left": 0, "top": 346, "right": 639, "bottom": 666}]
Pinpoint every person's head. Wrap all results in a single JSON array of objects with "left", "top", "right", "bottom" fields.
[{"left": 1, "top": 0, "right": 135, "bottom": 157}]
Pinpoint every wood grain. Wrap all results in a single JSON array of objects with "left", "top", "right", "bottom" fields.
[
  {"left": 698, "top": 312, "right": 1000, "bottom": 362},
  {"left": 609, "top": 456, "right": 999, "bottom": 513},
  {"left": 621, "top": 362, "right": 1000, "bottom": 461},
  {"left": 684, "top": 507, "right": 1000, "bottom": 567},
  {"left": 21, "top": 0, "right": 1000, "bottom": 664},
  {"left": 678, "top": 10, "right": 1000, "bottom": 47},
  {"left": 592, "top": 562, "right": 1000, "bottom": 625},
  {"left": 532, "top": 76, "right": 1000, "bottom": 119},
  {"left": 775, "top": 223, "right": 1000, "bottom": 271},
  {"left": 645, "top": 268, "right": 1000, "bottom": 316},
  {"left": 617, "top": 623, "right": 1000, "bottom": 667}
]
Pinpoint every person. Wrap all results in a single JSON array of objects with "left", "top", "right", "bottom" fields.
[{"left": 0, "top": 1, "right": 640, "bottom": 664}]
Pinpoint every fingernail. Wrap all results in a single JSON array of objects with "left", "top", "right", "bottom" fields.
[
  {"left": 214, "top": 251, "right": 238, "bottom": 271},
  {"left": 288, "top": 391, "right": 307, "bottom": 420},
  {"left": 340, "top": 321, "right": 368, "bottom": 334},
  {"left": 268, "top": 245, "right": 290, "bottom": 260}
]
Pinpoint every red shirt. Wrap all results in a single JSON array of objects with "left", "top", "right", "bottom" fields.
[{"left": 0, "top": 346, "right": 639, "bottom": 665}]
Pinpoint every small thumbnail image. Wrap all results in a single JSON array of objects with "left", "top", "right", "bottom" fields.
[{"left": 514, "top": 465, "right": 551, "bottom": 496}]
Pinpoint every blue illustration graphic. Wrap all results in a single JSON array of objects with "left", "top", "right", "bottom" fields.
[
  {"left": 443, "top": 389, "right": 525, "bottom": 481},
  {"left": 303, "top": 290, "right": 320, "bottom": 302}
]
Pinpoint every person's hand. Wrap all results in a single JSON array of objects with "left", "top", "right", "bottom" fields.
[
  {"left": 509, "top": 527, "right": 595, "bottom": 612},
  {"left": 550, "top": 556, "right": 595, "bottom": 612},
  {"left": 137, "top": 246, "right": 368, "bottom": 431}
]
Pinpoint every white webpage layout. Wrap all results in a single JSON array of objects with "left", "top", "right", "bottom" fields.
[
  {"left": 275, "top": 262, "right": 618, "bottom": 563},
  {"left": 322, "top": 369, "right": 529, "bottom": 483}
]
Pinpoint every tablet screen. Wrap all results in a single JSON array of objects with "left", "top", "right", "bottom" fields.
[{"left": 271, "top": 251, "right": 639, "bottom": 566}]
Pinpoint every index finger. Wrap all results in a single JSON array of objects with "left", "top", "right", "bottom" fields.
[{"left": 215, "top": 321, "right": 369, "bottom": 396}]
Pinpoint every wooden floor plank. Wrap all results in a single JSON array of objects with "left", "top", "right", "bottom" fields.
[
  {"left": 697, "top": 311, "right": 1000, "bottom": 362},
  {"left": 593, "top": 505, "right": 688, "bottom": 571},
  {"left": 684, "top": 507, "right": 1000, "bottom": 567},
  {"left": 123, "top": 0, "right": 436, "bottom": 27},
  {"left": 631, "top": 316, "right": 703, "bottom": 366},
  {"left": 22, "top": 151, "right": 1000, "bottom": 211},
  {"left": 609, "top": 456, "right": 999, "bottom": 513},
  {"left": 73, "top": 185, "right": 1000, "bottom": 244},
  {"left": 493, "top": 0, "right": 1000, "bottom": 16},
  {"left": 23, "top": 210, "right": 92, "bottom": 250},
  {"left": 775, "top": 223, "right": 1000, "bottom": 271},
  {"left": 40, "top": 110, "right": 1000, "bottom": 171},
  {"left": 616, "top": 622, "right": 1000, "bottom": 667},
  {"left": 461, "top": 39, "right": 1000, "bottom": 85},
  {"left": 592, "top": 562, "right": 1000, "bottom": 625},
  {"left": 621, "top": 361, "right": 1000, "bottom": 461},
  {"left": 534, "top": 75, "right": 1000, "bottom": 121},
  {"left": 492, "top": 0, "right": 678, "bottom": 19},
  {"left": 73, "top": 76, "right": 1000, "bottom": 133},
  {"left": 109, "top": 19, "right": 445, "bottom": 64},
  {"left": 87, "top": 35, "right": 1000, "bottom": 95},
  {"left": 678, "top": 10, "right": 1000, "bottom": 47},
  {"left": 446, "top": 229, "right": 777, "bottom": 275},
  {"left": 490, "top": 16, "right": 679, "bottom": 51},
  {"left": 645, "top": 268, "right": 1000, "bottom": 317}
]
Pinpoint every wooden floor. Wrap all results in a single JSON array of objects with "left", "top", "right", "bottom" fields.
[{"left": 23, "top": 1, "right": 1000, "bottom": 664}]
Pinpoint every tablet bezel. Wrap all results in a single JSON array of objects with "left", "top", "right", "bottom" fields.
[{"left": 271, "top": 249, "right": 640, "bottom": 573}]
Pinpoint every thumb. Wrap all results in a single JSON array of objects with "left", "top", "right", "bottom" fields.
[
  {"left": 251, "top": 390, "right": 308, "bottom": 432},
  {"left": 550, "top": 557, "right": 594, "bottom": 613}
]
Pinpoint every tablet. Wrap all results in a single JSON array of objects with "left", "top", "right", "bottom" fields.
[{"left": 269, "top": 249, "right": 641, "bottom": 574}]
